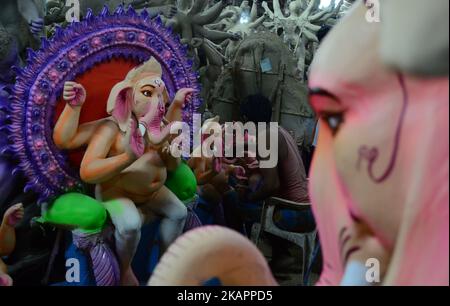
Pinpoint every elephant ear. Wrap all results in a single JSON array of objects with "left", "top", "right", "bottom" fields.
[{"left": 107, "top": 80, "right": 133, "bottom": 132}]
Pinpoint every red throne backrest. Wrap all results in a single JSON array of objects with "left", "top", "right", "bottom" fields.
[{"left": 53, "top": 58, "right": 139, "bottom": 168}]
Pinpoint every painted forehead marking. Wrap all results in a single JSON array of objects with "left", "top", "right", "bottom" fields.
[
  {"left": 154, "top": 79, "right": 163, "bottom": 87},
  {"left": 137, "top": 77, "right": 165, "bottom": 88}
]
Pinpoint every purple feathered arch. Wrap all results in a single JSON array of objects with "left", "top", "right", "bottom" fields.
[{"left": 3, "top": 6, "right": 202, "bottom": 204}]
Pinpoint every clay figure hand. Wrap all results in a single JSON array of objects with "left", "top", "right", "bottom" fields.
[
  {"left": 63, "top": 82, "right": 87, "bottom": 107},
  {"left": 172, "top": 87, "right": 194, "bottom": 108},
  {"left": 3, "top": 203, "right": 24, "bottom": 227}
]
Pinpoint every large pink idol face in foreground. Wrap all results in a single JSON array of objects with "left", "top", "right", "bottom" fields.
[{"left": 308, "top": 3, "right": 449, "bottom": 285}]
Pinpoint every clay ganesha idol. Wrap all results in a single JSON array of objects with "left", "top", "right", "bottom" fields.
[{"left": 49, "top": 57, "right": 194, "bottom": 285}]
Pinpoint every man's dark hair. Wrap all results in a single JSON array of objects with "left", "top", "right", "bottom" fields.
[{"left": 240, "top": 94, "right": 273, "bottom": 124}]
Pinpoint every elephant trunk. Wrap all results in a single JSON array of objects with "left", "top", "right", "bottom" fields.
[
  {"left": 146, "top": 119, "right": 173, "bottom": 146},
  {"left": 148, "top": 226, "right": 278, "bottom": 286},
  {"left": 141, "top": 103, "right": 172, "bottom": 146}
]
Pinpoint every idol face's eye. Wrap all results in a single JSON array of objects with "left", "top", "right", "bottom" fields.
[
  {"left": 308, "top": 88, "right": 346, "bottom": 137},
  {"left": 322, "top": 112, "right": 345, "bottom": 136},
  {"left": 141, "top": 90, "right": 153, "bottom": 97}
]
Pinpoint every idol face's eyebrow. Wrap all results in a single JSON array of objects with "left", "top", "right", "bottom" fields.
[
  {"left": 308, "top": 88, "right": 340, "bottom": 102},
  {"left": 140, "top": 84, "right": 156, "bottom": 90},
  {"left": 308, "top": 87, "right": 343, "bottom": 112}
]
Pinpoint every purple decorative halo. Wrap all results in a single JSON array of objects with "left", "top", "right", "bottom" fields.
[{"left": 4, "top": 6, "right": 202, "bottom": 204}]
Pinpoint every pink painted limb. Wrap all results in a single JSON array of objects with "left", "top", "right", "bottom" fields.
[
  {"left": 0, "top": 204, "right": 23, "bottom": 256},
  {"left": 148, "top": 226, "right": 278, "bottom": 286},
  {"left": 4, "top": 203, "right": 24, "bottom": 227},
  {"left": 0, "top": 273, "right": 13, "bottom": 287}
]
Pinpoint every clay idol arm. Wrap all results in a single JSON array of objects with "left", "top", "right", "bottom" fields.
[
  {"left": 0, "top": 221, "right": 16, "bottom": 256},
  {"left": 53, "top": 82, "right": 99, "bottom": 149},
  {"left": 301, "top": 0, "right": 318, "bottom": 18},
  {"left": 249, "top": 13, "right": 267, "bottom": 29},
  {"left": 0, "top": 203, "right": 23, "bottom": 256},
  {"left": 18, "top": 0, "right": 41, "bottom": 23},
  {"left": 146, "top": 5, "right": 178, "bottom": 19},
  {"left": 250, "top": 0, "right": 258, "bottom": 21},
  {"left": 195, "top": 26, "right": 236, "bottom": 43},
  {"left": 272, "top": 0, "right": 284, "bottom": 18},
  {"left": 195, "top": 0, "right": 226, "bottom": 25},
  {"left": 54, "top": 110, "right": 105, "bottom": 150},
  {"left": 261, "top": 1, "right": 274, "bottom": 19},
  {"left": 188, "top": 0, "right": 208, "bottom": 16}
]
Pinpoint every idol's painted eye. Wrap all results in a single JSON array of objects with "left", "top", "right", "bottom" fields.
[
  {"left": 142, "top": 90, "right": 152, "bottom": 97},
  {"left": 322, "top": 112, "right": 344, "bottom": 136}
]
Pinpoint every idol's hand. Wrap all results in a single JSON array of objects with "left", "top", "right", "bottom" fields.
[
  {"left": 172, "top": 88, "right": 195, "bottom": 108},
  {"left": 3, "top": 203, "right": 24, "bottom": 227},
  {"left": 63, "top": 82, "right": 86, "bottom": 107}
]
